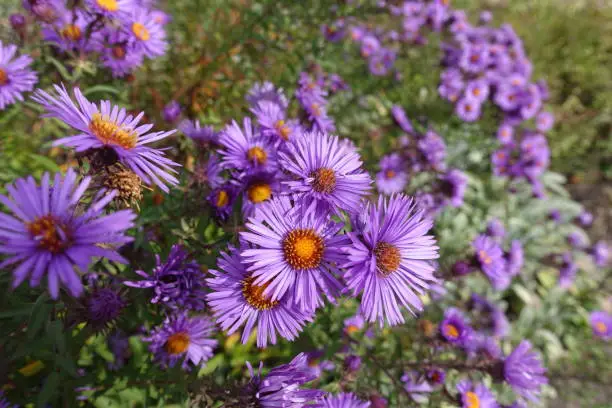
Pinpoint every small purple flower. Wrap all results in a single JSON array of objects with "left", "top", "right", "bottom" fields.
[
  {"left": 368, "top": 49, "right": 395, "bottom": 76},
  {"left": 589, "top": 311, "right": 612, "bottom": 340},
  {"left": 179, "top": 119, "right": 217, "bottom": 145},
  {"left": 123, "top": 7, "right": 167, "bottom": 59},
  {"left": 85, "top": 287, "right": 127, "bottom": 331},
  {"left": 343, "top": 314, "right": 365, "bottom": 336},
  {"left": 418, "top": 129, "right": 447, "bottom": 171},
  {"left": 237, "top": 170, "right": 283, "bottom": 219},
  {"left": 41, "top": 9, "right": 93, "bottom": 53},
  {"left": 246, "top": 81, "right": 288, "bottom": 112},
  {"left": 465, "top": 79, "right": 489, "bottom": 103},
  {"left": 486, "top": 218, "right": 506, "bottom": 239},
  {"left": 360, "top": 35, "right": 381, "bottom": 58},
  {"left": 426, "top": 368, "right": 445, "bottom": 386},
  {"left": 456, "top": 380, "right": 499, "bottom": 408},
  {"left": 143, "top": 312, "right": 217, "bottom": 370},
  {"left": 549, "top": 209, "right": 562, "bottom": 223},
  {"left": 577, "top": 210, "right": 593, "bottom": 227},
  {"left": 470, "top": 294, "right": 509, "bottom": 338},
  {"left": 401, "top": 371, "right": 433, "bottom": 403},
  {"left": 497, "top": 124, "right": 514, "bottom": 145},
  {"left": 440, "top": 307, "right": 471, "bottom": 345},
  {"left": 343, "top": 355, "right": 362, "bottom": 373},
  {"left": 456, "top": 97, "right": 482, "bottom": 122},
  {"left": 316, "top": 392, "right": 370, "bottom": 408},
  {"left": 162, "top": 100, "right": 181, "bottom": 123},
  {"left": 0, "top": 41, "right": 38, "bottom": 110},
  {"left": 452, "top": 260, "right": 473, "bottom": 276},
  {"left": 251, "top": 100, "right": 296, "bottom": 144},
  {"left": 459, "top": 44, "right": 489, "bottom": 73},
  {"left": 9, "top": 14, "right": 26, "bottom": 30},
  {"left": 107, "top": 330, "right": 131, "bottom": 370},
  {"left": 503, "top": 340, "right": 548, "bottom": 403},
  {"left": 218, "top": 117, "right": 277, "bottom": 173},
  {"left": 0, "top": 170, "right": 135, "bottom": 298},
  {"left": 535, "top": 111, "right": 554, "bottom": 132},
  {"left": 506, "top": 240, "right": 524, "bottom": 277},
  {"left": 464, "top": 332, "right": 502, "bottom": 359},
  {"left": 376, "top": 153, "right": 408, "bottom": 195},
  {"left": 439, "top": 169, "right": 468, "bottom": 207},
  {"left": 558, "top": 252, "right": 577, "bottom": 288},
  {"left": 473, "top": 235, "right": 509, "bottom": 290},
  {"left": 321, "top": 19, "right": 346, "bottom": 42},
  {"left": 567, "top": 231, "right": 587, "bottom": 249},
  {"left": 99, "top": 33, "right": 144, "bottom": 78},
  {"left": 207, "top": 184, "right": 236, "bottom": 221},
  {"left": 124, "top": 245, "right": 207, "bottom": 310},
  {"left": 390, "top": 105, "right": 414, "bottom": 133},
  {"left": 479, "top": 10, "right": 493, "bottom": 24},
  {"left": 592, "top": 241, "right": 609, "bottom": 267}
]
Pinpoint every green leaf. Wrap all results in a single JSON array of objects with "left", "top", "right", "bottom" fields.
[
  {"left": 82, "top": 85, "right": 121, "bottom": 97},
  {"left": 28, "top": 154, "right": 60, "bottom": 172},
  {"left": 37, "top": 372, "right": 60, "bottom": 408},
  {"left": 28, "top": 294, "right": 51, "bottom": 340}
]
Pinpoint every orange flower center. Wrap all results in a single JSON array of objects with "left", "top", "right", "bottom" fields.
[
  {"left": 165, "top": 332, "right": 190, "bottom": 355},
  {"left": 478, "top": 250, "right": 492, "bottom": 265},
  {"left": 274, "top": 120, "right": 291, "bottom": 141},
  {"left": 247, "top": 183, "right": 272, "bottom": 204},
  {"left": 310, "top": 168, "right": 336, "bottom": 193},
  {"left": 282, "top": 229, "right": 325, "bottom": 270},
  {"left": 242, "top": 275, "right": 279, "bottom": 310},
  {"left": 310, "top": 102, "right": 321, "bottom": 117},
  {"left": 215, "top": 190, "right": 229, "bottom": 207},
  {"left": 112, "top": 46, "right": 127, "bottom": 60},
  {"left": 27, "top": 215, "right": 70, "bottom": 253},
  {"left": 61, "top": 24, "right": 81, "bottom": 41},
  {"left": 465, "top": 391, "right": 480, "bottom": 408},
  {"left": 0, "top": 69, "right": 8, "bottom": 86},
  {"left": 89, "top": 113, "right": 138, "bottom": 149},
  {"left": 385, "top": 170, "right": 396, "bottom": 179},
  {"left": 595, "top": 321, "right": 607, "bottom": 334},
  {"left": 132, "top": 22, "right": 150, "bottom": 41},
  {"left": 97, "top": 0, "right": 118, "bottom": 11},
  {"left": 247, "top": 146, "right": 267, "bottom": 165},
  {"left": 444, "top": 323, "right": 459, "bottom": 339},
  {"left": 374, "top": 242, "right": 401, "bottom": 276},
  {"left": 346, "top": 325, "right": 359, "bottom": 334}
]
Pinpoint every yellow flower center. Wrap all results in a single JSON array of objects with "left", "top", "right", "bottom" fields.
[
  {"left": 374, "top": 242, "right": 401, "bottom": 276},
  {"left": 444, "top": 323, "right": 459, "bottom": 339},
  {"left": 595, "top": 321, "right": 607, "bottom": 334},
  {"left": 97, "top": 0, "right": 119, "bottom": 11},
  {"left": 89, "top": 113, "right": 138, "bottom": 149},
  {"left": 274, "top": 120, "right": 291, "bottom": 141},
  {"left": 247, "top": 183, "right": 272, "bottom": 204},
  {"left": 310, "top": 102, "right": 321, "bottom": 117},
  {"left": 112, "top": 46, "right": 127, "bottom": 60},
  {"left": 310, "top": 167, "right": 336, "bottom": 194},
  {"left": 478, "top": 250, "right": 492, "bottom": 265},
  {"left": 61, "top": 24, "right": 81, "bottom": 41},
  {"left": 215, "top": 190, "right": 229, "bottom": 207},
  {"left": 385, "top": 170, "right": 396, "bottom": 179},
  {"left": 465, "top": 391, "right": 480, "bottom": 408},
  {"left": 472, "top": 88, "right": 481, "bottom": 97},
  {"left": 282, "top": 229, "right": 325, "bottom": 270},
  {"left": 247, "top": 146, "right": 267, "bottom": 165},
  {"left": 27, "top": 215, "right": 69, "bottom": 254},
  {"left": 165, "top": 332, "right": 190, "bottom": 355},
  {"left": 346, "top": 325, "right": 359, "bottom": 334},
  {"left": 0, "top": 69, "right": 8, "bottom": 86},
  {"left": 242, "top": 275, "right": 279, "bottom": 310},
  {"left": 132, "top": 22, "right": 150, "bottom": 41}
]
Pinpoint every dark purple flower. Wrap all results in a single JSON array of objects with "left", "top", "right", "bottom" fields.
[
  {"left": 162, "top": 100, "right": 181, "bottom": 123},
  {"left": 344, "top": 355, "right": 362, "bottom": 373},
  {"left": 107, "top": 330, "right": 131, "bottom": 371},
  {"left": 391, "top": 105, "right": 414, "bottom": 133},
  {"left": 486, "top": 218, "right": 506, "bottom": 239},
  {"left": 85, "top": 287, "right": 127, "bottom": 331},
  {"left": 503, "top": 340, "right": 548, "bottom": 403},
  {"left": 558, "top": 252, "right": 577, "bottom": 288},
  {"left": 549, "top": 209, "right": 562, "bottom": 223},
  {"left": 426, "top": 368, "right": 446, "bottom": 385},
  {"left": 124, "top": 245, "right": 208, "bottom": 310},
  {"left": 452, "top": 260, "right": 473, "bottom": 276},
  {"left": 440, "top": 307, "right": 471, "bottom": 345},
  {"left": 589, "top": 311, "right": 612, "bottom": 340},
  {"left": 9, "top": 14, "right": 26, "bottom": 30}
]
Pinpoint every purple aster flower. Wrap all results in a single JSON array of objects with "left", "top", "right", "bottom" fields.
[
  {"left": 589, "top": 311, "right": 612, "bottom": 340},
  {"left": 343, "top": 314, "right": 365, "bottom": 336},
  {"left": 592, "top": 241, "right": 609, "bottom": 267},
  {"left": 0, "top": 170, "right": 135, "bottom": 299},
  {"left": 107, "top": 330, "right": 131, "bottom": 370},
  {"left": 558, "top": 252, "right": 577, "bottom": 288},
  {"left": 218, "top": 117, "right": 277, "bottom": 173},
  {"left": 123, "top": 7, "right": 167, "bottom": 58},
  {"left": 151, "top": 9, "right": 172, "bottom": 25},
  {"left": 84, "top": 286, "right": 127, "bottom": 331},
  {"left": 440, "top": 307, "right": 471, "bottom": 345},
  {"left": 99, "top": 33, "right": 144, "bottom": 78},
  {"left": 503, "top": 340, "right": 548, "bottom": 403},
  {"left": 251, "top": 100, "right": 297, "bottom": 144},
  {"left": 10, "top": 14, "right": 26, "bottom": 31},
  {"left": 343, "top": 355, "right": 362, "bottom": 373},
  {"left": 549, "top": 209, "right": 562, "bottom": 223},
  {"left": 456, "top": 97, "right": 482, "bottom": 122},
  {"left": 124, "top": 245, "right": 207, "bottom": 310},
  {"left": 321, "top": 19, "right": 346, "bottom": 42},
  {"left": 497, "top": 124, "right": 514, "bottom": 145},
  {"left": 86, "top": 0, "right": 133, "bottom": 18},
  {"left": 426, "top": 368, "right": 445, "bottom": 386},
  {"left": 418, "top": 129, "right": 447, "bottom": 171},
  {"left": 349, "top": 26, "right": 367, "bottom": 42},
  {"left": 343, "top": 195, "right": 439, "bottom": 326},
  {"left": 316, "top": 392, "right": 370, "bottom": 408},
  {"left": 240, "top": 197, "right": 346, "bottom": 312},
  {"left": 0, "top": 41, "right": 38, "bottom": 110},
  {"left": 480, "top": 10, "right": 493, "bottom": 24},
  {"left": 577, "top": 210, "right": 593, "bottom": 227},
  {"left": 486, "top": 218, "right": 506, "bottom": 239},
  {"left": 206, "top": 247, "right": 313, "bottom": 347},
  {"left": 493, "top": 81, "right": 523, "bottom": 112},
  {"left": 519, "top": 84, "right": 542, "bottom": 120},
  {"left": 506, "top": 240, "right": 523, "bottom": 277},
  {"left": 567, "top": 231, "right": 587, "bottom": 249},
  {"left": 390, "top": 105, "right": 414, "bottom": 133},
  {"left": 33, "top": 85, "right": 180, "bottom": 192},
  {"left": 179, "top": 119, "right": 217, "bottom": 145},
  {"left": 465, "top": 79, "right": 490, "bottom": 103},
  {"left": 301, "top": 94, "right": 336, "bottom": 133},
  {"left": 237, "top": 171, "right": 283, "bottom": 219},
  {"left": 280, "top": 131, "right": 371, "bottom": 215},
  {"left": 368, "top": 49, "right": 395, "bottom": 76},
  {"left": 453, "top": 260, "right": 474, "bottom": 276},
  {"left": 144, "top": 312, "right": 217, "bottom": 370},
  {"left": 246, "top": 81, "right": 288, "bottom": 112},
  {"left": 459, "top": 44, "right": 489, "bottom": 73},
  {"left": 24, "top": 0, "right": 65, "bottom": 23},
  {"left": 376, "top": 153, "right": 408, "bottom": 195},
  {"left": 360, "top": 35, "right": 381, "bottom": 58},
  {"left": 469, "top": 294, "right": 509, "bottom": 338},
  {"left": 464, "top": 332, "right": 502, "bottom": 359},
  {"left": 369, "top": 395, "right": 387, "bottom": 408},
  {"left": 438, "top": 169, "right": 468, "bottom": 207},
  {"left": 0, "top": 392, "right": 16, "bottom": 408},
  {"left": 304, "top": 350, "right": 335, "bottom": 378},
  {"left": 244, "top": 353, "right": 324, "bottom": 407},
  {"left": 207, "top": 184, "right": 236, "bottom": 221},
  {"left": 456, "top": 380, "right": 499, "bottom": 408},
  {"left": 41, "top": 9, "right": 93, "bottom": 53},
  {"left": 473, "top": 235, "right": 509, "bottom": 290},
  {"left": 535, "top": 111, "right": 554, "bottom": 132},
  {"left": 162, "top": 100, "right": 181, "bottom": 123},
  {"left": 401, "top": 371, "right": 433, "bottom": 403}
]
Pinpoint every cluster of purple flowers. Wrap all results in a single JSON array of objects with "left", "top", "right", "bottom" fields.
[
  {"left": 347, "top": 23, "right": 397, "bottom": 77},
  {"left": 296, "top": 70, "right": 341, "bottom": 132},
  {"left": 22, "top": 0, "right": 169, "bottom": 78},
  {"left": 0, "top": 41, "right": 38, "bottom": 110}
]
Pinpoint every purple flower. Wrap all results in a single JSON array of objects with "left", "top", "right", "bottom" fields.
[
  {"left": 206, "top": 247, "right": 313, "bottom": 348},
  {"left": 0, "top": 391, "right": 16, "bottom": 408},
  {"left": 497, "top": 124, "right": 514, "bottom": 145},
  {"left": 0, "top": 41, "right": 38, "bottom": 110},
  {"left": 592, "top": 241, "right": 609, "bottom": 267},
  {"left": 240, "top": 197, "right": 346, "bottom": 312},
  {"left": 85, "top": 287, "right": 127, "bottom": 331},
  {"left": 401, "top": 371, "right": 433, "bottom": 403},
  {"left": 439, "top": 169, "right": 468, "bottom": 207},
  {"left": 549, "top": 209, "right": 562, "bottom": 223},
  {"left": 486, "top": 218, "right": 505, "bottom": 239},
  {"left": 237, "top": 171, "right": 283, "bottom": 219},
  {"left": 218, "top": 117, "right": 277, "bottom": 173},
  {"left": 107, "top": 330, "right": 131, "bottom": 370},
  {"left": 360, "top": 35, "right": 381, "bottom": 58},
  {"left": 503, "top": 340, "right": 548, "bottom": 403},
  {"left": 244, "top": 353, "right": 324, "bottom": 407},
  {"left": 0, "top": 170, "right": 135, "bottom": 298},
  {"left": 300, "top": 94, "right": 336, "bottom": 133},
  {"left": 390, "top": 105, "right": 414, "bottom": 133},
  {"left": 9, "top": 14, "right": 26, "bottom": 30},
  {"left": 473, "top": 235, "right": 509, "bottom": 290},
  {"left": 41, "top": 9, "right": 93, "bottom": 53},
  {"left": 456, "top": 380, "right": 499, "bottom": 408},
  {"left": 464, "top": 332, "right": 502, "bottom": 359},
  {"left": 179, "top": 119, "right": 217, "bottom": 145},
  {"left": 368, "top": 49, "right": 395, "bottom": 76},
  {"left": 558, "top": 252, "right": 577, "bottom": 288},
  {"left": 589, "top": 311, "right": 612, "bottom": 340},
  {"left": 207, "top": 184, "right": 236, "bottom": 221},
  {"left": 459, "top": 44, "right": 489, "bottom": 73},
  {"left": 376, "top": 153, "right": 408, "bottom": 195},
  {"left": 456, "top": 97, "right": 482, "bottom": 122},
  {"left": 343, "top": 355, "right": 362, "bottom": 373},
  {"left": 251, "top": 101, "right": 297, "bottom": 144},
  {"left": 577, "top": 210, "right": 593, "bottom": 227},
  {"left": 246, "top": 81, "right": 288, "bottom": 112},
  {"left": 280, "top": 132, "right": 371, "bottom": 215},
  {"left": 33, "top": 85, "right": 180, "bottom": 192},
  {"left": 567, "top": 231, "right": 587, "bottom": 249},
  {"left": 426, "top": 369, "right": 445, "bottom": 386},
  {"left": 124, "top": 245, "right": 207, "bottom": 310},
  {"left": 535, "top": 111, "right": 554, "bottom": 132},
  {"left": 440, "top": 307, "right": 471, "bottom": 345},
  {"left": 316, "top": 392, "right": 370, "bottom": 408},
  {"left": 86, "top": 0, "right": 133, "bottom": 18},
  {"left": 122, "top": 7, "right": 167, "bottom": 58},
  {"left": 151, "top": 9, "right": 171, "bottom": 25},
  {"left": 506, "top": 240, "right": 523, "bottom": 277},
  {"left": 469, "top": 294, "right": 509, "bottom": 338},
  {"left": 143, "top": 312, "right": 217, "bottom": 370},
  {"left": 465, "top": 79, "right": 489, "bottom": 103},
  {"left": 480, "top": 10, "right": 493, "bottom": 24},
  {"left": 343, "top": 195, "right": 439, "bottom": 326},
  {"left": 452, "top": 260, "right": 473, "bottom": 276},
  {"left": 99, "top": 32, "right": 144, "bottom": 78},
  {"left": 321, "top": 19, "right": 346, "bottom": 42},
  {"left": 23, "top": 0, "right": 65, "bottom": 23},
  {"left": 162, "top": 100, "right": 181, "bottom": 123},
  {"left": 418, "top": 130, "right": 447, "bottom": 171},
  {"left": 343, "top": 314, "right": 365, "bottom": 336}
]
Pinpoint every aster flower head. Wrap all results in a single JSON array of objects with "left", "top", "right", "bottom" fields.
[
  {"left": 558, "top": 252, "right": 577, "bottom": 288},
  {"left": 535, "top": 111, "right": 554, "bottom": 132},
  {"left": 401, "top": 371, "right": 433, "bottom": 403},
  {"left": 577, "top": 210, "right": 593, "bottom": 227},
  {"left": 506, "top": 240, "right": 524, "bottom": 277},
  {"left": 0, "top": 41, "right": 38, "bottom": 110},
  {"left": 469, "top": 294, "right": 509, "bottom": 338},
  {"left": 497, "top": 124, "right": 514, "bottom": 145},
  {"left": 237, "top": 170, "right": 284, "bottom": 219},
  {"left": 361, "top": 35, "right": 381, "bottom": 58},
  {"left": 438, "top": 169, "right": 468, "bottom": 207},
  {"left": 207, "top": 184, "right": 236, "bottom": 221},
  {"left": 124, "top": 245, "right": 207, "bottom": 310},
  {"left": 343, "top": 314, "right": 365, "bottom": 336},
  {"left": 123, "top": 6, "right": 167, "bottom": 58},
  {"left": 301, "top": 94, "right": 336, "bottom": 133},
  {"left": 99, "top": 33, "right": 144, "bottom": 78},
  {"left": 503, "top": 340, "right": 548, "bottom": 403},
  {"left": 86, "top": 0, "right": 133, "bottom": 18},
  {"left": 144, "top": 312, "right": 217, "bottom": 370},
  {"left": 368, "top": 49, "right": 395, "bottom": 76},
  {"left": 24, "top": 0, "right": 66, "bottom": 23},
  {"left": 472, "top": 235, "right": 509, "bottom": 290},
  {"left": 316, "top": 392, "right": 371, "bottom": 408},
  {"left": 426, "top": 368, "right": 446, "bottom": 386},
  {"left": 592, "top": 241, "right": 610, "bottom": 267},
  {"left": 240, "top": 197, "right": 346, "bottom": 312},
  {"left": 246, "top": 81, "right": 288, "bottom": 112},
  {"left": 456, "top": 97, "right": 482, "bottom": 122},
  {"left": 486, "top": 218, "right": 506, "bottom": 239},
  {"left": 440, "top": 307, "right": 471, "bottom": 345},
  {"left": 41, "top": 9, "right": 93, "bottom": 53},
  {"left": 218, "top": 117, "right": 277, "bottom": 173},
  {"left": 390, "top": 105, "right": 414, "bottom": 133},
  {"left": 376, "top": 153, "right": 408, "bottom": 195},
  {"left": 343, "top": 194, "right": 439, "bottom": 326},
  {"left": 456, "top": 380, "right": 499, "bottom": 408},
  {"left": 206, "top": 247, "right": 313, "bottom": 347},
  {"left": 83, "top": 286, "right": 127, "bottom": 331},
  {"left": 465, "top": 79, "right": 490, "bottom": 103},
  {"left": 280, "top": 131, "right": 371, "bottom": 215},
  {"left": 589, "top": 311, "right": 612, "bottom": 340},
  {"left": 251, "top": 100, "right": 297, "bottom": 144},
  {"left": 0, "top": 170, "right": 135, "bottom": 298},
  {"left": 417, "top": 129, "right": 447, "bottom": 172},
  {"left": 460, "top": 44, "right": 489, "bottom": 73},
  {"left": 179, "top": 119, "right": 217, "bottom": 145},
  {"left": 162, "top": 100, "right": 181, "bottom": 123},
  {"left": 244, "top": 353, "right": 324, "bottom": 407},
  {"left": 322, "top": 19, "right": 346, "bottom": 42},
  {"left": 33, "top": 85, "right": 180, "bottom": 192}
]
